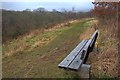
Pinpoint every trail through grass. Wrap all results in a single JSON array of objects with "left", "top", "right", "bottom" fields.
[{"left": 3, "top": 18, "right": 93, "bottom": 78}]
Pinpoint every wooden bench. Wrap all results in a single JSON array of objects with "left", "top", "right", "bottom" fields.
[{"left": 58, "top": 30, "right": 98, "bottom": 78}]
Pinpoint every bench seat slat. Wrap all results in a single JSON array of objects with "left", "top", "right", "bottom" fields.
[
  {"left": 58, "top": 40, "right": 88, "bottom": 68},
  {"left": 90, "top": 30, "right": 98, "bottom": 46},
  {"left": 68, "top": 39, "right": 92, "bottom": 70},
  {"left": 68, "top": 55, "right": 83, "bottom": 70},
  {"left": 91, "top": 30, "right": 98, "bottom": 39}
]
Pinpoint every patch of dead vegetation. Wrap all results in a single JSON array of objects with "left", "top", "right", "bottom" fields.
[
  {"left": 91, "top": 47, "right": 118, "bottom": 77},
  {"left": 80, "top": 27, "right": 95, "bottom": 40},
  {"left": 3, "top": 30, "right": 52, "bottom": 57},
  {"left": 3, "top": 19, "right": 85, "bottom": 58},
  {"left": 44, "top": 19, "right": 82, "bottom": 32},
  {"left": 44, "top": 18, "right": 92, "bottom": 32},
  {"left": 3, "top": 35, "right": 54, "bottom": 58},
  {"left": 89, "top": 20, "right": 119, "bottom": 78},
  {"left": 80, "top": 19, "right": 98, "bottom": 40},
  {"left": 87, "top": 19, "right": 99, "bottom": 27}
]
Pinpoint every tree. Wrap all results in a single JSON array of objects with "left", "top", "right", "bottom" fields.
[
  {"left": 33, "top": 7, "right": 46, "bottom": 12},
  {"left": 52, "top": 9, "right": 58, "bottom": 12},
  {"left": 72, "top": 7, "right": 75, "bottom": 12},
  {"left": 92, "top": 1, "right": 119, "bottom": 21},
  {"left": 23, "top": 8, "right": 31, "bottom": 12}
]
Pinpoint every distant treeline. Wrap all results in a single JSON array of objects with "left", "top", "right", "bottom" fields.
[{"left": 2, "top": 8, "right": 92, "bottom": 43}]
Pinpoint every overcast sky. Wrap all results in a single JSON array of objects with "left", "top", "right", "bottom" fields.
[{"left": 1, "top": 0, "right": 94, "bottom": 12}]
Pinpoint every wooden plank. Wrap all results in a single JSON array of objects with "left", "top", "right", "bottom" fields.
[
  {"left": 90, "top": 30, "right": 98, "bottom": 47},
  {"left": 68, "top": 39, "right": 92, "bottom": 70},
  {"left": 84, "top": 39, "right": 92, "bottom": 51},
  {"left": 91, "top": 30, "right": 98, "bottom": 39},
  {"left": 82, "top": 39, "right": 92, "bottom": 61},
  {"left": 58, "top": 40, "right": 87, "bottom": 68},
  {"left": 58, "top": 40, "right": 88, "bottom": 68},
  {"left": 67, "top": 53, "right": 83, "bottom": 70}
]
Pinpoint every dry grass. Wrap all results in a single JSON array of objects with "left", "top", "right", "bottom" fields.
[
  {"left": 3, "top": 31, "right": 55, "bottom": 57},
  {"left": 87, "top": 19, "right": 119, "bottom": 78},
  {"left": 3, "top": 19, "right": 80, "bottom": 58},
  {"left": 80, "top": 19, "right": 98, "bottom": 40},
  {"left": 91, "top": 47, "right": 118, "bottom": 77},
  {"left": 78, "top": 18, "right": 118, "bottom": 78}
]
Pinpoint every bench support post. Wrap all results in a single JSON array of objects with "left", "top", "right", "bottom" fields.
[{"left": 78, "top": 64, "right": 91, "bottom": 78}]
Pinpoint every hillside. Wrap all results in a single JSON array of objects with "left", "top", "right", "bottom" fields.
[{"left": 2, "top": 18, "right": 118, "bottom": 78}]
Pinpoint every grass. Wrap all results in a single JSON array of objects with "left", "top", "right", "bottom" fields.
[
  {"left": 87, "top": 19, "right": 119, "bottom": 78},
  {"left": 2, "top": 18, "right": 93, "bottom": 78},
  {"left": 93, "top": 72, "right": 118, "bottom": 80}
]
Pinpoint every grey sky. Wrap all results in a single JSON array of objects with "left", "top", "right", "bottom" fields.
[{"left": 2, "top": 2, "right": 94, "bottom": 12}]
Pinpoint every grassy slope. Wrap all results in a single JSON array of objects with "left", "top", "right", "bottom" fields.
[
  {"left": 86, "top": 20, "right": 118, "bottom": 78},
  {"left": 3, "top": 18, "right": 93, "bottom": 78}
]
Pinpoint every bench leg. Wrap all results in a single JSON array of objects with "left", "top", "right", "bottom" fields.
[{"left": 78, "top": 64, "right": 91, "bottom": 78}]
